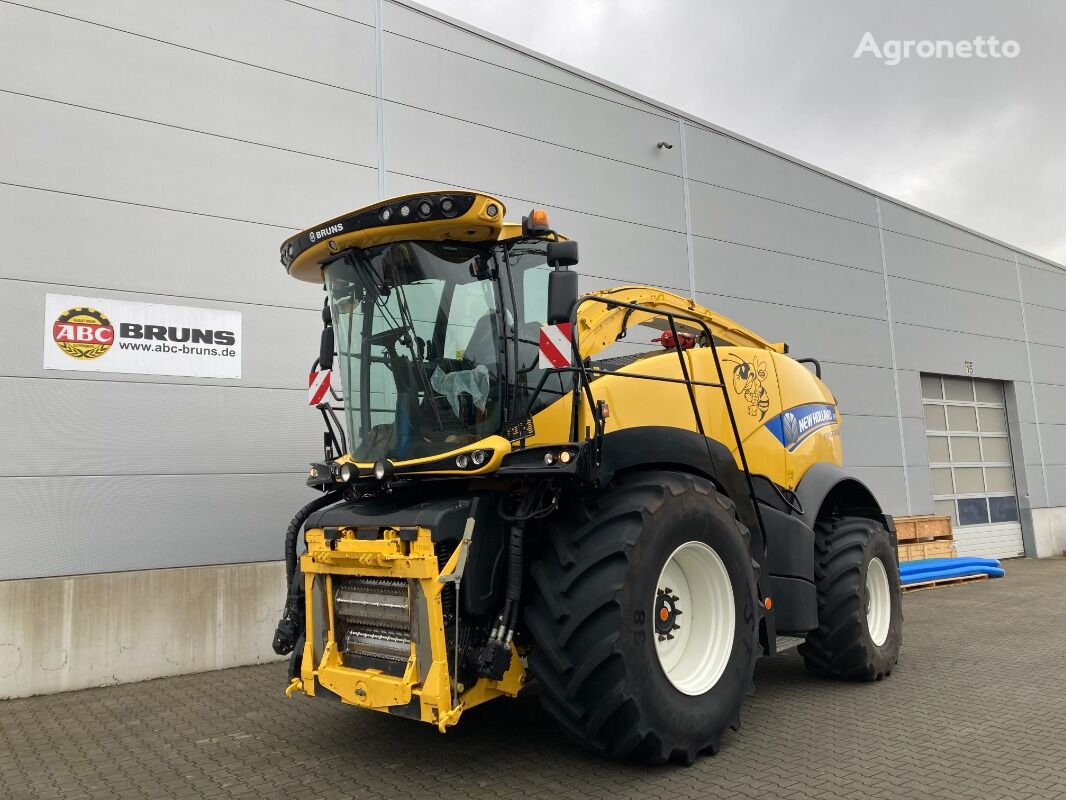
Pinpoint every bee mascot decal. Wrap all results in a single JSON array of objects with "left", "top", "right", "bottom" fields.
[{"left": 726, "top": 354, "right": 770, "bottom": 420}]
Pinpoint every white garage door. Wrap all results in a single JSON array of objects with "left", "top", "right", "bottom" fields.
[{"left": 922, "top": 375, "right": 1025, "bottom": 560}]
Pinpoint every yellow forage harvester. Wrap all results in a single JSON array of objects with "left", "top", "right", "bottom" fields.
[{"left": 271, "top": 190, "right": 903, "bottom": 764}]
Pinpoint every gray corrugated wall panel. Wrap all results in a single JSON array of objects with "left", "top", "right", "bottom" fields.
[
  {"left": 384, "top": 173, "right": 691, "bottom": 293},
  {"left": 18, "top": 0, "right": 377, "bottom": 87},
  {"left": 1019, "top": 263, "right": 1066, "bottom": 312},
  {"left": 1045, "top": 466, "right": 1066, "bottom": 506},
  {"left": 901, "top": 417, "right": 929, "bottom": 467},
  {"left": 0, "top": 3, "right": 378, "bottom": 165},
  {"left": 1, "top": 93, "right": 376, "bottom": 228},
  {"left": 895, "top": 370, "right": 925, "bottom": 419},
  {"left": 694, "top": 293, "right": 894, "bottom": 368},
  {"left": 1028, "top": 344, "right": 1066, "bottom": 387},
  {"left": 847, "top": 467, "right": 908, "bottom": 516},
  {"left": 1025, "top": 465, "right": 1049, "bottom": 509},
  {"left": 820, "top": 363, "right": 898, "bottom": 418},
  {"left": 1012, "top": 380, "right": 1039, "bottom": 425},
  {"left": 907, "top": 466, "right": 934, "bottom": 515},
  {"left": 891, "top": 324, "right": 1031, "bottom": 382},
  {"left": 0, "top": 186, "right": 317, "bottom": 311},
  {"left": 0, "top": 377, "right": 322, "bottom": 477},
  {"left": 383, "top": 102, "right": 685, "bottom": 232},
  {"left": 382, "top": 31, "right": 682, "bottom": 176},
  {"left": 690, "top": 237, "right": 888, "bottom": 319},
  {"left": 381, "top": 1, "right": 669, "bottom": 117},
  {"left": 1020, "top": 423, "right": 1047, "bottom": 467},
  {"left": 0, "top": 280, "right": 320, "bottom": 390},
  {"left": 880, "top": 230, "right": 1020, "bottom": 299},
  {"left": 1033, "top": 384, "right": 1066, "bottom": 425},
  {"left": 0, "top": 473, "right": 315, "bottom": 579},
  {"left": 296, "top": 0, "right": 377, "bottom": 23},
  {"left": 535, "top": 214, "right": 689, "bottom": 293},
  {"left": 1035, "top": 425, "right": 1066, "bottom": 467},
  {"left": 683, "top": 126, "right": 879, "bottom": 226},
  {"left": 1021, "top": 303, "right": 1066, "bottom": 349},
  {"left": 878, "top": 201, "right": 1016, "bottom": 262},
  {"left": 839, "top": 415, "right": 904, "bottom": 467},
  {"left": 887, "top": 278, "right": 1026, "bottom": 342},
  {"left": 687, "top": 182, "right": 884, "bottom": 273}
]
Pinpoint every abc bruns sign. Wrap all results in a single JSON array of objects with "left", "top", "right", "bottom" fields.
[{"left": 44, "top": 294, "right": 242, "bottom": 379}]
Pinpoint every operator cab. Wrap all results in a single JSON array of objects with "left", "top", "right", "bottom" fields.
[{"left": 280, "top": 191, "right": 578, "bottom": 474}]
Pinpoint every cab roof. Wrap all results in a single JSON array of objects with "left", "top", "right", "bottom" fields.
[{"left": 281, "top": 191, "right": 538, "bottom": 283}]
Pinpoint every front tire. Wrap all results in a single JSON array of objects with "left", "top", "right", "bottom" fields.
[
  {"left": 798, "top": 516, "right": 903, "bottom": 680},
  {"left": 524, "top": 471, "right": 759, "bottom": 764}
]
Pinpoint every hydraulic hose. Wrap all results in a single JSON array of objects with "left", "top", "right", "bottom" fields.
[
  {"left": 274, "top": 490, "right": 344, "bottom": 657},
  {"left": 501, "top": 520, "right": 526, "bottom": 644},
  {"left": 284, "top": 490, "right": 344, "bottom": 589},
  {"left": 506, "top": 522, "right": 525, "bottom": 605}
]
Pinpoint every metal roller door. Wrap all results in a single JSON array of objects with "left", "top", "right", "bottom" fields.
[{"left": 922, "top": 374, "right": 1025, "bottom": 559}]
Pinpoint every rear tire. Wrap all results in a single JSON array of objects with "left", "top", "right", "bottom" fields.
[
  {"left": 798, "top": 516, "right": 902, "bottom": 680},
  {"left": 524, "top": 471, "right": 759, "bottom": 764}
]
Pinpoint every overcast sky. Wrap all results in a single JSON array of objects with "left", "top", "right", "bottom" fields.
[{"left": 421, "top": 0, "right": 1066, "bottom": 265}]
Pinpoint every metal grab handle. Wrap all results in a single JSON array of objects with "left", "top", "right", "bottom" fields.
[{"left": 796, "top": 357, "right": 822, "bottom": 379}]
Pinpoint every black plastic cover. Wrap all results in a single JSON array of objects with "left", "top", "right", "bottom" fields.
[
  {"left": 769, "top": 576, "right": 818, "bottom": 634},
  {"left": 760, "top": 503, "right": 815, "bottom": 581},
  {"left": 305, "top": 486, "right": 482, "bottom": 542}
]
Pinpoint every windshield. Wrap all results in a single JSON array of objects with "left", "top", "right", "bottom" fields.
[{"left": 326, "top": 241, "right": 506, "bottom": 462}]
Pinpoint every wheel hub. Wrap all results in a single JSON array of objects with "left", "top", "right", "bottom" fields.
[
  {"left": 865, "top": 556, "right": 892, "bottom": 647},
  {"left": 655, "top": 587, "right": 682, "bottom": 640},
  {"left": 652, "top": 541, "right": 736, "bottom": 696}
]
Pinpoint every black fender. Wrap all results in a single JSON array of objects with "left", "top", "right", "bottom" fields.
[
  {"left": 794, "top": 462, "right": 894, "bottom": 536},
  {"left": 594, "top": 426, "right": 762, "bottom": 543}
]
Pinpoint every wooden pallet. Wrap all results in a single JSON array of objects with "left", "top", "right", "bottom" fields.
[
  {"left": 902, "top": 573, "right": 989, "bottom": 592},
  {"left": 898, "top": 540, "right": 956, "bottom": 562},
  {"left": 895, "top": 515, "right": 953, "bottom": 543}
]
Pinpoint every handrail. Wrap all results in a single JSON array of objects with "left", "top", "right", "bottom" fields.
[{"left": 556, "top": 295, "right": 769, "bottom": 562}]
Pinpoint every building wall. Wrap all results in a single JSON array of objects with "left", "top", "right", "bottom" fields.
[{"left": 2, "top": 0, "right": 1065, "bottom": 696}]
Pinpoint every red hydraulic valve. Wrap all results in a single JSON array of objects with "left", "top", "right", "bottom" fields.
[{"left": 652, "top": 331, "right": 696, "bottom": 350}]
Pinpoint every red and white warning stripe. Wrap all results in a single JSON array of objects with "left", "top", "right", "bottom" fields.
[
  {"left": 538, "top": 322, "right": 575, "bottom": 369},
  {"left": 308, "top": 369, "right": 331, "bottom": 406}
]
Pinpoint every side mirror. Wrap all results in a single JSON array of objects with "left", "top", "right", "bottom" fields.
[
  {"left": 547, "top": 268, "right": 579, "bottom": 325},
  {"left": 319, "top": 300, "right": 334, "bottom": 370},
  {"left": 546, "top": 240, "right": 579, "bottom": 268},
  {"left": 320, "top": 326, "right": 335, "bottom": 371}
]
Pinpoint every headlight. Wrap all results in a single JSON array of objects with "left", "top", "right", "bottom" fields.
[
  {"left": 380, "top": 207, "right": 392, "bottom": 223},
  {"left": 373, "top": 459, "right": 392, "bottom": 480},
  {"left": 455, "top": 454, "right": 470, "bottom": 469},
  {"left": 398, "top": 204, "right": 411, "bottom": 219},
  {"left": 417, "top": 199, "right": 434, "bottom": 219},
  {"left": 339, "top": 464, "right": 354, "bottom": 482},
  {"left": 470, "top": 449, "right": 488, "bottom": 466}
]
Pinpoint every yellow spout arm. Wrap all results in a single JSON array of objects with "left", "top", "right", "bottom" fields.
[{"left": 574, "top": 286, "right": 787, "bottom": 360}]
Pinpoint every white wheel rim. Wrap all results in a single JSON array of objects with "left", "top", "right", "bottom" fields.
[
  {"left": 653, "top": 541, "right": 735, "bottom": 696},
  {"left": 865, "top": 557, "right": 891, "bottom": 647}
]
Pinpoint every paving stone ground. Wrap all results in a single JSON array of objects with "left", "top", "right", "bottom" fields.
[{"left": 2, "top": 557, "right": 1065, "bottom": 800}]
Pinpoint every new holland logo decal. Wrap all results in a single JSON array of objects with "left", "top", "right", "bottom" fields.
[{"left": 765, "top": 403, "right": 838, "bottom": 451}]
